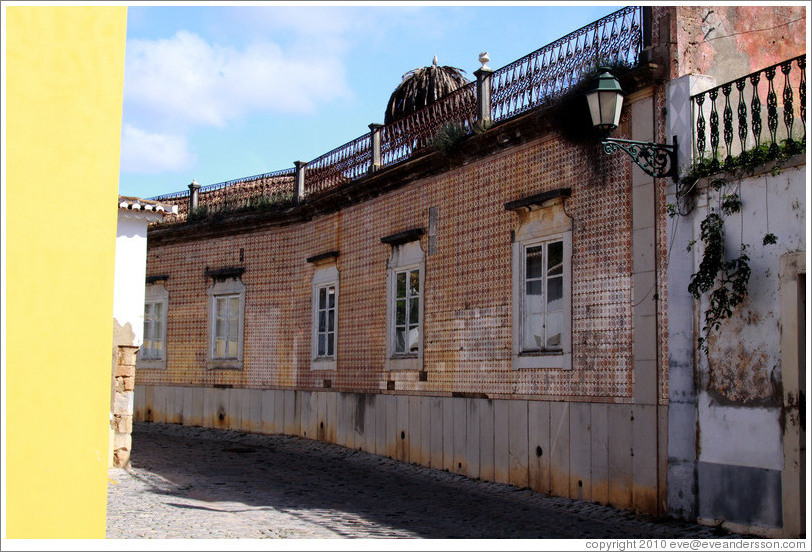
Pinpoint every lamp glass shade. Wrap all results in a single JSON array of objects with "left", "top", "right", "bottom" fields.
[{"left": 585, "top": 69, "right": 624, "bottom": 130}]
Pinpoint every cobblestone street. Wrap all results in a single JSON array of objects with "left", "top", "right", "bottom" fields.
[{"left": 107, "top": 422, "right": 739, "bottom": 540}]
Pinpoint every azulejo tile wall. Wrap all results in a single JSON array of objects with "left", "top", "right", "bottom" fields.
[{"left": 139, "top": 129, "right": 643, "bottom": 404}]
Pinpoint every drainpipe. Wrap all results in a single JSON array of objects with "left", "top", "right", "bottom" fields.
[
  {"left": 369, "top": 123, "right": 383, "bottom": 173},
  {"left": 294, "top": 161, "right": 307, "bottom": 204},
  {"left": 188, "top": 179, "right": 201, "bottom": 211},
  {"left": 474, "top": 52, "right": 494, "bottom": 126}
]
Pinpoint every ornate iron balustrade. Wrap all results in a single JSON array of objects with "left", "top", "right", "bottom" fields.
[
  {"left": 304, "top": 133, "right": 372, "bottom": 197},
  {"left": 692, "top": 55, "right": 806, "bottom": 170},
  {"left": 381, "top": 81, "right": 477, "bottom": 168},
  {"left": 150, "top": 7, "right": 643, "bottom": 225},
  {"left": 153, "top": 168, "right": 296, "bottom": 223},
  {"left": 491, "top": 6, "right": 642, "bottom": 122}
]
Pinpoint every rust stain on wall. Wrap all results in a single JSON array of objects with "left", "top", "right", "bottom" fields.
[{"left": 706, "top": 311, "right": 782, "bottom": 406}]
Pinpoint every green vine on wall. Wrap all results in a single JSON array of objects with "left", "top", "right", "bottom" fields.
[
  {"left": 684, "top": 181, "right": 751, "bottom": 353},
  {"left": 669, "top": 138, "right": 804, "bottom": 354}
]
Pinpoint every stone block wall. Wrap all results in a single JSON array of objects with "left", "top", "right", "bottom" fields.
[{"left": 112, "top": 345, "right": 137, "bottom": 467}]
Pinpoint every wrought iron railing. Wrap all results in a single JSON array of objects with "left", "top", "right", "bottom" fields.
[
  {"left": 304, "top": 134, "right": 372, "bottom": 197},
  {"left": 155, "top": 168, "right": 296, "bottom": 223},
  {"left": 381, "top": 82, "right": 477, "bottom": 168},
  {"left": 151, "top": 6, "right": 643, "bottom": 224},
  {"left": 491, "top": 6, "right": 642, "bottom": 122},
  {"left": 692, "top": 54, "right": 806, "bottom": 170}
]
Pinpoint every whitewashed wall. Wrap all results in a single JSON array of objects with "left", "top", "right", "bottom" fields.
[
  {"left": 111, "top": 207, "right": 166, "bottom": 467},
  {"left": 666, "top": 153, "right": 806, "bottom": 536},
  {"left": 114, "top": 212, "right": 162, "bottom": 344}
]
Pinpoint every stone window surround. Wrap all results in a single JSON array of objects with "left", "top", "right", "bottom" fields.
[
  {"left": 310, "top": 263, "right": 339, "bottom": 371},
  {"left": 138, "top": 282, "right": 168, "bottom": 370},
  {"left": 382, "top": 230, "right": 425, "bottom": 372},
  {"left": 206, "top": 271, "right": 246, "bottom": 371},
  {"left": 507, "top": 190, "right": 572, "bottom": 370}
]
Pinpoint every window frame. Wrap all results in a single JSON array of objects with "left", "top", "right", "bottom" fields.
[
  {"left": 392, "top": 266, "right": 421, "bottom": 356},
  {"left": 518, "top": 236, "right": 566, "bottom": 352},
  {"left": 138, "top": 283, "right": 168, "bottom": 369},
  {"left": 311, "top": 265, "right": 339, "bottom": 371},
  {"left": 385, "top": 240, "right": 425, "bottom": 371},
  {"left": 206, "top": 277, "right": 246, "bottom": 370}
]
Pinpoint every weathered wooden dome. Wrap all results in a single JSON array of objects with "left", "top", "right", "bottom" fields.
[{"left": 384, "top": 55, "right": 472, "bottom": 124}]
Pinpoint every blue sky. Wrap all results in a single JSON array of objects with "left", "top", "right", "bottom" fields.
[{"left": 119, "top": 3, "right": 622, "bottom": 199}]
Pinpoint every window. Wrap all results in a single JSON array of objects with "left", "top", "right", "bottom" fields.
[
  {"left": 508, "top": 191, "right": 572, "bottom": 370},
  {"left": 384, "top": 239, "right": 425, "bottom": 371},
  {"left": 206, "top": 276, "right": 245, "bottom": 369},
  {"left": 521, "top": 240, "right": 564, "bottom": 352},
  {"left": 393, "top": 268, "right": 420, "bottom": 354},
  {"left": 316, "top": 285, "right": 336, "bottom": 356},
  {"left": 142, "top": 301, "right": 165, "bottom": 359},
  {"left": 138, "top": 283, "right": 168, "bottom": 369},
  {"left": 213, "top": 294, "right": 240, "bottom": 359},
  {"left": 311, "top": 264, "right": 339, "bottom": 370}
]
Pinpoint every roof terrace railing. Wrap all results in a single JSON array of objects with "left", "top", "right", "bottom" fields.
[
  {"left": 303, "top": 133, "right": 372, "bottom": 197},
  {"left": 158, "top": 168, "right": 296, "bottom": 223},
  {"left": 151, "top": 6, "right": 643, "bottom": 224},
  {"left": 692, "top": 54, "right": 806, "bottom": 171},
  {"left": 381, "top": 81, "right": 477, "bottom": 169},
  {"left": 491, "top": 5, "right": 642, "bottom": 122}
]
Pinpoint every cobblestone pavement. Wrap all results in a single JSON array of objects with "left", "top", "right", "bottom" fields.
[{"left": 107, "top": 422, "right": 740, "bottom": 540}]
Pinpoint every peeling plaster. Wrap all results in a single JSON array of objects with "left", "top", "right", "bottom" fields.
[
  {"left": 113, "top": 318, "right": 136, "bottom": 348},
  {"left": 706, "top": 309, "right": 782, "bottom": 407},
  {"left": 676, "top": 6, "right": 806, "bottom": 82}
]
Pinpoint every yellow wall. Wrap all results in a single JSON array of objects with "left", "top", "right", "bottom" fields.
[{"left": 5, "top": 6, "right": 127, "bottom": 539}]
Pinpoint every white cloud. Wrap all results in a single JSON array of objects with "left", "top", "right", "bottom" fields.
[
  {"left": 120, "top": 124, "right": 196, "bottom": 174},
  {"left": 124, "top": 30, "right": 351, "bottom": 129}
]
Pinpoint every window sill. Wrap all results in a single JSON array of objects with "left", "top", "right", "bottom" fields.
[
  {"left": 311, "top": 358, "right": 336, "bottom": 371},
  {"left": 513, "top": 351, "right": 570, "bottom": 370},
  {"left": 387, "top": 355, "right": 420, "bottom": 371},
  {"left": 206, "top": 360, "right": 243, "bottom": 371},
  {"left": 136, "top": 358, "right": 166, "bottom": 370}
]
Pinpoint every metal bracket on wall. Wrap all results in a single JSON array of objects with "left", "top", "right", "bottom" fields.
[{"left": 601, "top": 135, "right": 679, "bottom": 180}]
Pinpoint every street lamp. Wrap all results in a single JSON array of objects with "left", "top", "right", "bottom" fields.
[
  {"left": 585, "top": 67, "right": 624, "bottom": 132},
  {"left": 586, "top": 67, "right": 678, "bottom": 180}
]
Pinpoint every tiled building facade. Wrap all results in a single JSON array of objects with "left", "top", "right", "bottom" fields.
[
  {"left": 143, "top": 133, "right": 645, "bottom": 397},
  {"left": 139, "top": 93, "right": 669, "bottom": 514},
  {"left": 134, "top": 5, "right": 806, "bottom": 537}
]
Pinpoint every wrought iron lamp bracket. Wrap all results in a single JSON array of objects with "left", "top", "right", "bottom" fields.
[{"left": 601, "top": 135, "right": 679, "bottom": 180}]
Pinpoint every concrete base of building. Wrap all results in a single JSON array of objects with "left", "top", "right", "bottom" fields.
[{"left": 135, "top": 384, "right": 666, "bottom": 516}]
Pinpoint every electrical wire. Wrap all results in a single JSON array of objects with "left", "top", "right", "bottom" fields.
[{"left": 702, "top": 16, "right": 805, "bottom": 43}]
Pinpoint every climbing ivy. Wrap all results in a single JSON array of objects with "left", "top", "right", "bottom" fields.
[
  {"left": 678, "top": 138, "right": 805, "bottom": 192},
  {"left": 670, "top": 138, "right": 804, "bottom": 354},
  {"left": 684, "top": 180, "right": 751, "bottom": 353}
]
